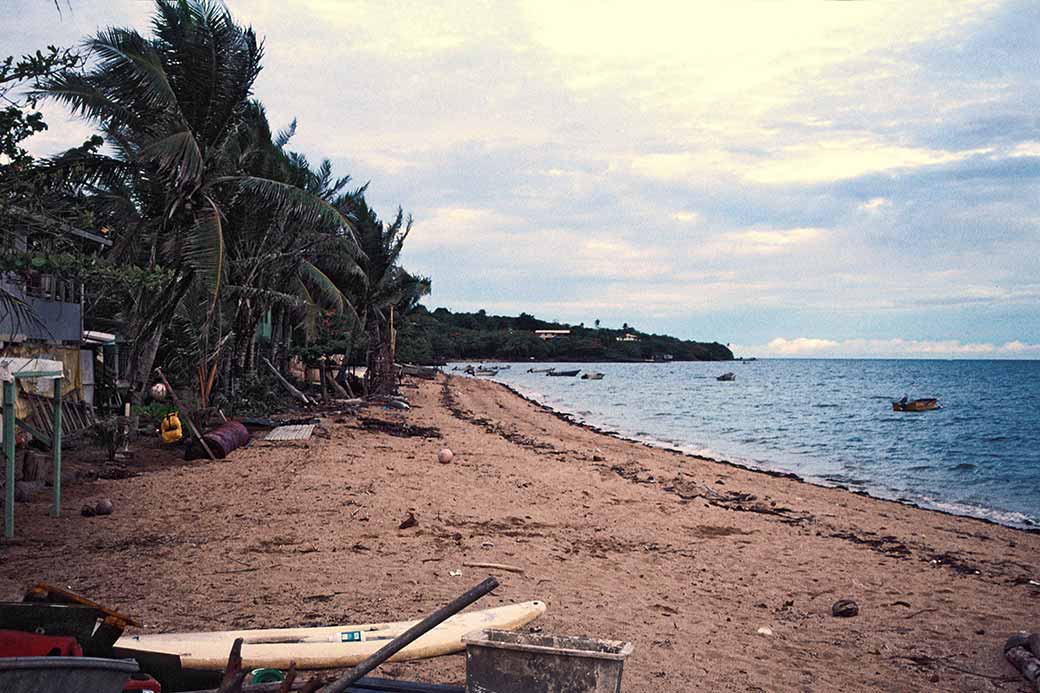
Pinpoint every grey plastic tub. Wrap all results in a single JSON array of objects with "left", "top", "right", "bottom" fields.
[
  {"left": 0, "top": 656, "right": 139, "bottom": 693},
  {"left": 463, "top": 629, "right": 634, "bottom": 693}
]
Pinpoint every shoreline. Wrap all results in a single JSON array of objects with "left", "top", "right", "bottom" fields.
[
  {"left": 478, "top": 374, "right": 1040, "bottom": 533},
  {"left": 1, "top": 374, "right": 1038, "bottom": 691}
]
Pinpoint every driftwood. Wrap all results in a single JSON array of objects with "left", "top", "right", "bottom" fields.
[
  {"left": 319, "top": 577, "right": 499, "bottom": 693},
  {"left": 263, "top": 357, "right": 312, "bottom": 406},
  {"left": 218, "top": 638, "right": 247, "bottom": 692},
  {"left": 462, "top": 561, "right": 525, "bottom": 575},
  {"left": 155, "top": 367, "right": 215, "bottom": 461},
  {"left": 326, "top": 358, "right": 350, "bottom": 398}
]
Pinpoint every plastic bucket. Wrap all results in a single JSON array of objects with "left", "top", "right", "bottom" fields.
[
  {"left": 463, "top": 630, "right": 634, "bottom": 693},
  {"left": 0, "top": 656, "right": 138, "bottom": 693}
]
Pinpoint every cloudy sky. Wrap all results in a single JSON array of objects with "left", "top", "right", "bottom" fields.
[{"left": 11, "top": 0, "right": 1040, "bottom": 357}]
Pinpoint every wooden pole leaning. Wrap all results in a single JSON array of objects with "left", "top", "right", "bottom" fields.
[
  {"left": 320, "top": 577, "right": 499, "bottom": 693},
  {"left": 154, "top": 367, "right": 216, "bottom": 461}
]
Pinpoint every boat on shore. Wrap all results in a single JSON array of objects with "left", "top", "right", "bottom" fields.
[
  {"left": 892, "top": 397, "right": 940, "bottom": 412},
  {"left": 114, "top": 601, "right": 546, "bottom": 671},
  {"left": 716, "top": 372, "right": 736, "bottom": 381},
  {"left": 581, "top": 372, "right": 604, "bottom": 380},
  {"left": 547, "top": 369, "right": 580, "bottom": 377},
  {"left": 399, "top": 364, "right": 439, "bottom": 379}
]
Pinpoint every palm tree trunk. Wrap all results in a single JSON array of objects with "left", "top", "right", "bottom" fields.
[
  {"left": 127, "top": 326, "right": 164, "bottom": 404},
  {"left": 366, "top": 312, "right": 396, "bottom": 396}
]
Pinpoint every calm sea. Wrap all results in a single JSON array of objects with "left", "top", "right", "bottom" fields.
[{"left": 456, "top": 359, "right": 1040, "bottom": 528}]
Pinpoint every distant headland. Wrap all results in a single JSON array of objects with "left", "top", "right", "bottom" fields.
[{"left": 395, "top": 307, "right": 734, "bottom": 363}]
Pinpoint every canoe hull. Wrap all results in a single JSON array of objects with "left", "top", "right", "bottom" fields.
[
  {"left": 892, "top": 398, "right": 939, "bottom": 412},
  {"left": 113, "top": 601, "right": 545, "bottom": 672}
]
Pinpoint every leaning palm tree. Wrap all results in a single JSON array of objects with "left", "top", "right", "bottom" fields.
[{"left": 38, "top": 0, "right": 355, "bottom": 401}]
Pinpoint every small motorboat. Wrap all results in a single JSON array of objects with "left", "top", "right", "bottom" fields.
[
  {"left": 527, "top": 367, "right": 555, "bottom": 373},
  {"left": 581, "top": 372, "right": 604, "bottom": 380},
  {"left": 474, "top": 368, "right": 499, "bottom": 376},
  {"left": 716, "top": 372, "right": 736, "bottom": 381},
  {"left": 546, "top": 369, "right": 581, "bottom": 377},
  {"left": 892, "top": 397, "right": 939, "bottom": 412}
]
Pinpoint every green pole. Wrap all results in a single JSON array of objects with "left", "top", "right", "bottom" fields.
[
  {"left": 4, "top": 380, "right": 15, "bottom": 538},
  {"left": 51, "top": 378, "right": 62, "bottom": 517}
]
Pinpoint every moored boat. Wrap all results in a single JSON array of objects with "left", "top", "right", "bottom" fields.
[
  {"left": 527, "top": 367, "right": 555, "bottom": 373},
  {"left": 581, "top": 372, "right": 604, "bottom": 380},
  {"left": 716, "top": 372, "right": 736, "bottom": 381},
  {"left": 546, "top": 369, "right": 580, "bottom": 377},
  {"left": 892, "top": 397, "right": 939, "bottom": 412}
]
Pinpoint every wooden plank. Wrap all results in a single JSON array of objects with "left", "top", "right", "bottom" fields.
[{"left": 265, "top": 424, "right": 315, "bottom": 441}]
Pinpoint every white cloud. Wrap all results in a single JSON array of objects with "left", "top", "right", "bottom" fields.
[
  {"left": 859, "top": 197, "right": 891, "bottom": 213},
  {"left": 744, "top": 143, "right": 992, "bottom": 185},
  {"left": 1008, "top": 141, "right": 1040, "bottom": 158},
  {"left": 735, "top": 337, "right": 1040, "bottom": 359},
  {"left": 719, "top": 228, "right": 826, "bottom": 255}
]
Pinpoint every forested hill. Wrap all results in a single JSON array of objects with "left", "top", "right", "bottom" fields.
[{"left": 395, "top": 307, "right": 734, "bottom": 363}]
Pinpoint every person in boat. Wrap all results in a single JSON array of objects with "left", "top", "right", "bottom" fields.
[{"left": 899, "top": 395, "right": 908, "bottom": 405}]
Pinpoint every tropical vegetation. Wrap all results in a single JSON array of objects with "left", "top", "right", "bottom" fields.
[
  {"left": 1, "top": 0, "right": 424, "bottom": 405},
  {"left": 394, "top": 308, "right": 733, "bottom": 363}
]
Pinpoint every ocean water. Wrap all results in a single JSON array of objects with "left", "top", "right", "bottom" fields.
[{"left": 456, "top": 359, "right": 1040, "bottom": 528}]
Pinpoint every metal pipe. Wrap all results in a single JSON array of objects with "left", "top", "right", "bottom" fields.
[
  {"left": 51, "top": 377, "right": 62, "bottom": 516},
  {"left": 4, "top": 379, "right": 16, "bottom": 538}
]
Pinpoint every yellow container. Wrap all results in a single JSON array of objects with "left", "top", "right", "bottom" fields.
[{"left": 161, "top": 412, "right": 183, "bottom": 444}]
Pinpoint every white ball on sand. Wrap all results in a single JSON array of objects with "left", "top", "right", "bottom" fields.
[{"left": 438, "top": 448, "right": 454, "bottom": 464}]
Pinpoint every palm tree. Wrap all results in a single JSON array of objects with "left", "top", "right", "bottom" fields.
[
  {"left": 335, "top": 189, "right": 423, "bottom": 396},
  {"left": 39, "top": 0, "right": 355, "bottom": 401}
]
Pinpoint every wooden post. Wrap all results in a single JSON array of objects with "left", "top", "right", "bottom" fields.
[
  {"left": 51, "top": 377, "right": 62, "bottom": 517},
  {"left": 4, "top": 379, "right": 16, "bottom": 538}
]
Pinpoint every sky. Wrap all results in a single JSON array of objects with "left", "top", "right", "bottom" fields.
[{"left": 8, "top": 0, "right": 1040, "bottom": 358}]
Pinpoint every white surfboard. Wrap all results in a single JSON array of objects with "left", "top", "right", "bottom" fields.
[{"left": 114, "top": 600, "right": 546, "bottom": 671}]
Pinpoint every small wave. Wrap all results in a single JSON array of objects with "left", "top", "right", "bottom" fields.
[{"left": 950, "top": 463, "right": 977, "bottom": 472}]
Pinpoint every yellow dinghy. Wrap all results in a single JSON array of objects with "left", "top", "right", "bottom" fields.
[{"left": 113, "top": 600, "right": 545, "bottom": 671}]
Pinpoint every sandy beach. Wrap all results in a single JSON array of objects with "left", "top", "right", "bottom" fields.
[{"left": 1, "top": 373, "right": 1038, "bottom": 691}]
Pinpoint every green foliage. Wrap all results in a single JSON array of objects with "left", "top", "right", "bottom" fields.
[
  {"left": 395, "top": 306, "right": 734, "bottom": 363},
  {"left": 220, "top": 371, "right": 294, "bottom": 417},
  {"left": 131, "top": 402, "right": 179, "bottom": 422},
  {"left": 0, "top": 250, "right": 173, "bottom": 289},
  {"left": 0, "top": 45, "right": 84, "bottom": 167}
]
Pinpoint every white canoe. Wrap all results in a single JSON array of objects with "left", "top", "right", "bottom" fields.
[{"left": 114, "top": 600, "right": 546, "bottom": 671}]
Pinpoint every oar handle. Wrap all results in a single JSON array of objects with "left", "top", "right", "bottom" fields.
[{"left": 319, "top": 577, "right": 499, "bottom": 693}]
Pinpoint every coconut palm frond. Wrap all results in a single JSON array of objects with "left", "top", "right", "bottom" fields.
[
  {"left": 139, "top": 129, "right": 204, "bottom": 190},
  {"left": 182, "top": 197, "right": 225, "bottom": 305},
  {"left": 86, "top": 26, "right": 178, "bottom": 115},
  {"left": 225, "top": 176, "right": 356, "bottom": 236},
  {"left": 274, "top": 117, "right": 297, "bottom": 148},
  {"left": 35, "top": 71, "right": 139, "bottom": 126},
  {"left": 298, "top": 260, "right": 346, "bottom": 314}
]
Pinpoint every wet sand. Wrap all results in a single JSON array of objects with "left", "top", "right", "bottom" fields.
[{"left": 1, "top": 374, "right": 1038, "bottom": 691}]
